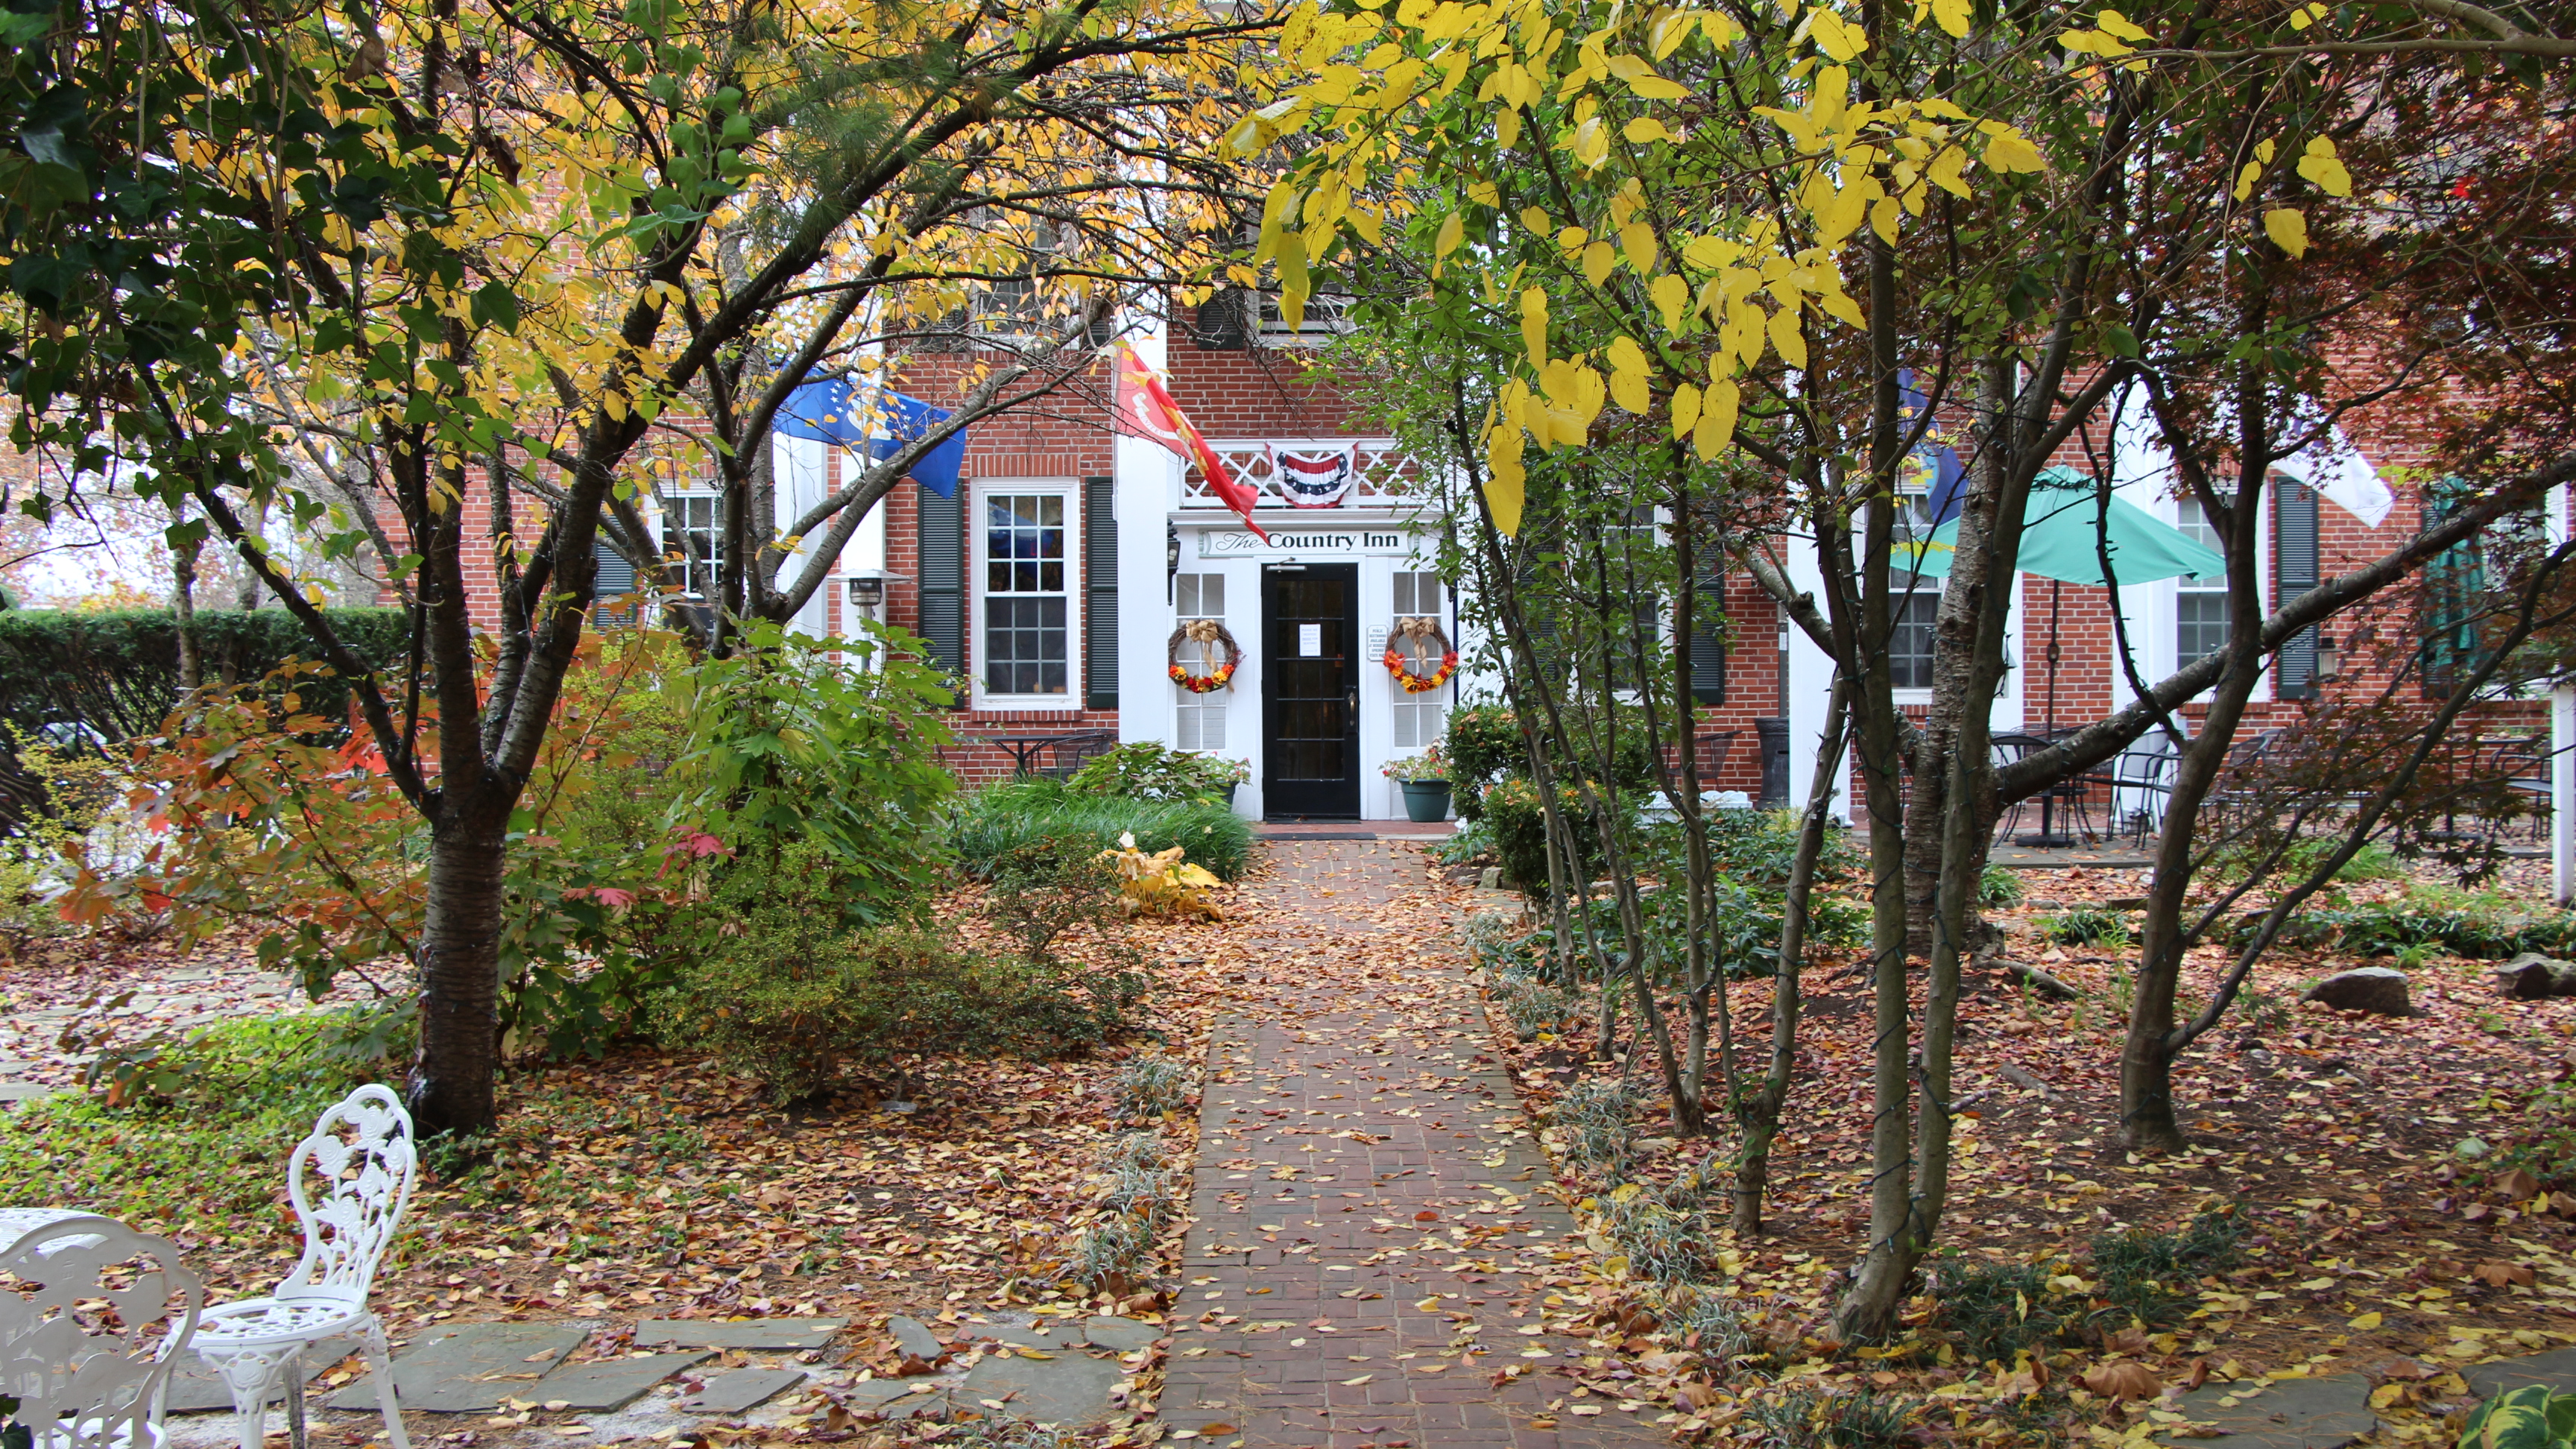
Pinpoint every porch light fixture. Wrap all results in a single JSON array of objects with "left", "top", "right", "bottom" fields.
[{"left": 2314, "top": 631, "right": 2339, "bottom": 680}]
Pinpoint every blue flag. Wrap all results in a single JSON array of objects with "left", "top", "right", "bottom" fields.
[
  {"left": 775, "top": 380, "right": 965, "bottom": 499},
  {"left": 1897, "top": 370, "right": 1966, "bottom": 526},
  {"left": 864, "top": 391, "right": 964, "bottom": 501}
]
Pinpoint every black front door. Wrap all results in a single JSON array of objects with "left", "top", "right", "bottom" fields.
[{"left": 1263, "top": 563, "right": 1360, "bottom": 820}]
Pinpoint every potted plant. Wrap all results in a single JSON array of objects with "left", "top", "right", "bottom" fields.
[
  {"left": 1199, "top": 754, "right": 1252, "bottom": 808},
  {"left": 1382, "top": 745, "right": 1453, "bottom": 822}
]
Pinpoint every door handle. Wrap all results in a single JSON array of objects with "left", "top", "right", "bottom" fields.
[{"left": 1347, "top": 689, "right": 1358, "bottom": 713}]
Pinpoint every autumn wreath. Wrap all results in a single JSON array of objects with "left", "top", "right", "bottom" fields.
[
  {"left": 1383, "top": 616, "right": 1459, "bottom": 694},
  {"left": 1167, "top": 618, "right": 1242, "bottom": 694}
]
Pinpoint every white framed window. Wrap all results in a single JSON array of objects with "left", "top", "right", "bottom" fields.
[
  {"left": 1889, "top": 587, "right": 1940, "bottom": 691},
  {"left": 2175, "top": 497, "right": 2230, "bottom": 667},
  {"left": 1174, "top": 573, "right": 1228, "bottom": 751},
  {"left": 1389, "top": 571, "right": 1449, "bottom": 748},
  {"left": 1254, "top": 288, "right": 1357, "bottom": 346},
  {"left": 974, "top": 482, "right": 1079, "bottom": 707},
  {"left": 667, "top": 494, "right": 725, "bottom": 598}
]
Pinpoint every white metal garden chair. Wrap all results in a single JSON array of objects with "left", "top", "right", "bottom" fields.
[
  {"left": 0, "top": 1214, "right": 203, "bottom": 1449},
  {"left": 190, "top": 1085, "right": 417, "bottom": 1449}
]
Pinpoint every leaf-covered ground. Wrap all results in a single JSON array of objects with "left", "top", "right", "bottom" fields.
[{"left": 13, "top": 842, "right": 2576, "bottom": 1448}]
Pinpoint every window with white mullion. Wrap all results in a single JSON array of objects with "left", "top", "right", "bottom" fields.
[
  {"left": 670, "top": 493, "right": 725, "bottom": 599},
  {"left": 2175, "top": 497, "right": 2231, "bottom": 667},
  {"left": 1389, "top": 572, "right": 1449, "bottom": 748},
  {"left": 1175, "top": 573, "right": 1228, "bottom": 751},
  {"left": 978, "top": 487, "right": 1076, "bottom": 702}
]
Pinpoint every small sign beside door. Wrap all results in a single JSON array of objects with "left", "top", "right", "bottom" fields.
[{"left": 1298, "top": 623, "right": 1323, "bottom": 657}]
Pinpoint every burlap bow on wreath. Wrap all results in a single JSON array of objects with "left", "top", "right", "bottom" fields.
[
  {"left": 1383, "top": 616, "right": 1460, "bottom": 694},
  {"left": 1167, "top": 618, "right": 1242, "bottom": 694}
]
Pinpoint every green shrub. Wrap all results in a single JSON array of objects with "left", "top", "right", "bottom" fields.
[
  {"left": 2213, "top": 833, "right": 2406, "bottom": 884},
  {"left": 1980, "top": 865, "right": 2026, "bottom": 908},
  {"left": 2042, "top": 907, "right": 2133, "bottom": 947},
  {"left": 1747, "top": 1389, "right": 1913, "bottom": 1449},
  {"left": 1552, "top": 1079, "right": 1640, "bottom": 1181},
  {"left": 951, "top": 780, "right": 1251, "bottom": 881},
  {"left": 1431, "top": 817, "right": 1494, "bottom": 865},
  {"left": 2262, "top": 897, "right": 2576, "bottom": 960},
  {"left": 1445, "top": 704, "right": 1526, "bottom": 821},
  {"left": 1931, "top": 1210, "right": 2241, "bottom": 1362},
  {"left": 1932, "top": 1258, "right": 2077, "bottom": 1363},
  {"left": 2089, "top": 1210, "right": 2242, "bottom": 1330},
  {"left": 0, "top": 607, "right": 414, "bottom": 751},
  {"left": 1067, "top": 741, "right": 1240, "bottom": 802},
  {"left": 1483, "top": 775, "right": 1634, "bottom": 897},
  {"left": 661, "top": 843, "right": 1144, "bottom": 1104}
]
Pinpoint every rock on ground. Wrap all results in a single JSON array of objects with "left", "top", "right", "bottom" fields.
[{"left": 2301, "top": 966, "right": 2415, "bottom": 1017}]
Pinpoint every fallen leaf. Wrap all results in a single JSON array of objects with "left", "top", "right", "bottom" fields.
[{"left": 2082, "top": 1362, "right": 2162, "bottom": 1402}]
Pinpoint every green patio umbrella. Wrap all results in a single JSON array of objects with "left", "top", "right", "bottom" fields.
[
  {"left": 1896, "top": 467, "right": 2223, "bottom": 584},
  {"left": 1895, "top": 467, "right": 2226, "bottom": 737}
]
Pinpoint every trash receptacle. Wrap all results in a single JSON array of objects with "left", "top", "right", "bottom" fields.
[{"left": 1756, "top": 716, "right": 1790, "bottom": 806}]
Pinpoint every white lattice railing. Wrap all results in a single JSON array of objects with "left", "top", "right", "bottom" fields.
[{"left": 1181, "top": 438, "right": 1424, "bottom": 508}]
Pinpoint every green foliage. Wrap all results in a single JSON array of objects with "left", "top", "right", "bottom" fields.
[
  {"left": 1933, "top": 1258, "right": 2079, "bottom": 1363},
  {"left": 950, "top": 780, "right": 1252, "bottom": 882},
  {"left": 2089, "top": 1210, "right": 2243, "bottom": 1331},
  {"left": 658, "top": 842, "right": 1140, "bottom": 1105},
  {"left": 2042, "top": 907, "right": 2135, "bottom": 947},
  {"left": 2459, "top": 1385, "right": 2576, "bottom": 1449},
  {"left": 1483, "top": 775, "right": 1626, "bottom": 897},
  {"left": 2495, "top": 1079, "right": 2576, "bottom": 1192},
  {"left": 1980, "top": 866, "right": 2027, "bottom": 908},
  {"left": 1552, "top": 1079, "right": 1641, "bottom": 1181},
  {"left": 1660, "top": 1285, "right": 1768, "bottom": 1371},
  {"left": 0, "top": 608, "right": 412, "bottom": 743},
  {"left": 677, "top": 623, "right": 959, "bottom": 926},
  {"left": 2213, "top": 833, "right": 2406, "bottom": 885},
  {"left": 1114, "top": 1056, "right": 1190, "bottom": 1119},
  {"left": 1932, "top": 1211, "right": 2241, "bottom": 1361},
  {"left": 1746, "top": 1389, "right": 1914, "bottom": 1449},
  {"left": 1430, "top": 817, "right": 1494, "bottom": 866},
  {"left": 0, "top": 1008, "right": 397, "bottom": 1231},
  {"left": 1702, "top": 808, "right": 1857, "bottom": 888},
  {"left": 1070, "top": 1131, "right": 1175, "bottom": 1295},
  {"left": 1067, "top": 741, "right": 1239, "bottom": 802},
  {"left": 1444, "top": 704, "right": 1527, "bottom": 818},
  {"left": 2254, "top": 895, "right": 2576, "bottom": 960}
]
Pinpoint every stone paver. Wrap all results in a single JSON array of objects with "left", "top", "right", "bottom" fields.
[
  {"left": 2159, "top": 1375, "right": 2376, "bottom": 1449},
  {"left": 326, "top": 1320, "right": 590, "bottom": 1412},
  {"left": 525, "top": 1351, "right": 713, "bottom": 1412},
  {"left": 1160, "top": 840, "right": 1661, "bottom": 1449},
  {"left": 680, "top": 1368, "right": 809, "bottom": 1415},
  {"left": 633, "top": 1317, "right": 843, "bottom": 1350},
  {"left": 164, "top": 1337, "right": 358, "bottom": 1414}
]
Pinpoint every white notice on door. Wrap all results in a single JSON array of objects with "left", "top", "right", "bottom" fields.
[{"left": 1298, "top": 623, "right": 1322, "bottom": 657}]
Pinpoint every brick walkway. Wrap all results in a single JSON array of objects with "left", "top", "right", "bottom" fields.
[{"left": 1159, "top": 840, "right": 1662, "bottom": 1449}]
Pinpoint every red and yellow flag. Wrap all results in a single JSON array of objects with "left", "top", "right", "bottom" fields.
[{"left": 1111, "top": 341, "right": 1268, "bottom": 541}]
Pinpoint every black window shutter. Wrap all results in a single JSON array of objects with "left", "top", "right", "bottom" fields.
[
  {"left": 918, "top": 483, "right": 965, "bottom": 690},
  {"left": 1083, "top": 476, "right": 1118, "bottom": 710},
  {"left": 1688, "top": 569, "right": 1727, "bottom": 704},
  {"left": 2274, "top": 477, "right": 2320, "bottom": 698},
  {"left": 1193, "top": 291, "right": 1250, "bottom": 350}
]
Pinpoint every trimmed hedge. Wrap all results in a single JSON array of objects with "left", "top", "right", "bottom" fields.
[{"left": 0, "top": 607, "right": 412, "bottom": 745}]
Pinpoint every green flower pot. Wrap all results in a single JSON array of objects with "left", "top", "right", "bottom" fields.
[{"left": 1399, "top": 779, "right": 1453, "bottom": 823}]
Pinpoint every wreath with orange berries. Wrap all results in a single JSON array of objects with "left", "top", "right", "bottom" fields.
[
  {"left": 1384, "top": 616, "right": 1459, "bottom": 694},
  {"left": 1167, "top": 619, "right": 1242, "bottom": 694}
]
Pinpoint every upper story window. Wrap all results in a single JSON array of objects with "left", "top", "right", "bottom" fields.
[
  {"left": 1254, "top": 288, "right": 1357, "bottom": 347},
  {"left": 978, "top": 486, "right": 1077, "bottom": 702}
]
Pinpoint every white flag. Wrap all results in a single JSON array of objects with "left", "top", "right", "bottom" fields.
[{"left": 2285, "top": 423, "right": 2396, "bottom": 529}]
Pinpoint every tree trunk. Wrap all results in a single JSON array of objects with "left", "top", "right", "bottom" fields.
[
  {"left": 1733, "top": 673, "right": 1848, "bottom": 1234},
  {"left": 409, "top": 790, "right": 511, "bottom": 1137},
  {"left": 171, "top": 501, "right": 203, "bottom": 695}
]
